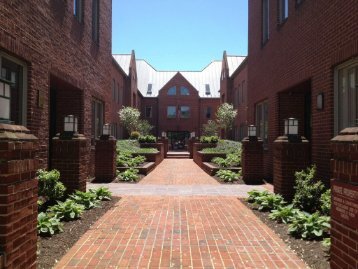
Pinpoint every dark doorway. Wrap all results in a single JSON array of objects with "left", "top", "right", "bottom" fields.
[{"left": 167, "top": 131, "right": 190, "bottom": 151}]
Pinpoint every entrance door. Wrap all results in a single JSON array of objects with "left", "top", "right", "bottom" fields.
[{"left": 167, "top": 131, "right": 190, "bottom": 151}]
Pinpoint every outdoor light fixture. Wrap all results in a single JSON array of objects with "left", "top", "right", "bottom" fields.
[
  {"left": 284, "top": 118, "right": 299, "bottom": 136},
  {"left": 0, "top": 79, "right": 11, "bottom": 122},
  {"left": 102, "top": 123, "right": 111, "bottom": 136},
  {"left": 190, "top": 132, "right": 196, "bottom": 138},
  {"left": 161, "top": 131, "right": 166, "bottom": 138},
  {"left": 248, "top": 125, "right": 257, "bottom": 137},
  {"left": 64, "top": 115, "right": 78, "bottom": 133},
  {"left": 317, "top": 93, "right": 324, "bottom": 110}
]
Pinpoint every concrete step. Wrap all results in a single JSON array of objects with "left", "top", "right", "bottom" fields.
[{"left": 166, "top": 152, "right": 190, "bottom": 159}]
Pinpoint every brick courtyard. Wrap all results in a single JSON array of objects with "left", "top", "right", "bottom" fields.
[{"left": 56, "top": 160, "right": 307, "bottom": 269}]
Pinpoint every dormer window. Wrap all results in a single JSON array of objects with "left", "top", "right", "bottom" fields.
[
  {"left": 205, "top": 84, "right": 211, "bottom": 95},
  {"left": 147, "top": 83, "right": 152, "bottom": 95},
  {"left": 167, "top": 86, "right": 176, "bottom": 96}
]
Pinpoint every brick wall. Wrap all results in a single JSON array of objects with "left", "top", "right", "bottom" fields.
[{"left": 248, "top": 0, "right": 358, "bottom": 181}]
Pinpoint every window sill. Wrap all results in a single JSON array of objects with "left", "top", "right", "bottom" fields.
[
  {"left": 261, "top": 39, "right": 269, "bottom": 48},
  {"left": 277, "top": 18, "right": 288, "bottom": 30}
]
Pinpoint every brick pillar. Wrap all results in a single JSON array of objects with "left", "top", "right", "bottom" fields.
[
  {"left": 94, "top": 135, "right": 116, "bottom": 183},
  {"left": 51, "top": 133, "right": 89, "bottom": 193},
  {"left": 242, "top": 137, "right": 264, "bottom": 184},
  {"left": 330, "top": 127, "right": 358, "bottom": 269},
  {"left": 188, "top": 138, "right": 198, "bottom": 159},
  {"left": 273, "top": 136, "right": 310, "bottom": 201},
  {"left": 158, "top": 138, "right": 168, "bottom": 158},
  {"left": 0, "top": 124, "right": 38, "bottom": 269}
]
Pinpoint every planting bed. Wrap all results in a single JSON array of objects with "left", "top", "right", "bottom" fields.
[
  {"left": 37, "top": 197, "right": 121, "bottom": 269},
  {"left": 116, "top": 162, "right": 156, "bottom": 175},
  {"left": 240, "top": 199, "right": 330, "bottom": 269}
]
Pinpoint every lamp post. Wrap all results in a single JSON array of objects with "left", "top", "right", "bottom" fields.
[
  {"left": 161, "top": 131, "right": 166, "bottom": 138},
  {"left": 248, "top": 125, "right": 257, "bottom": 141},
  {"left": 64, "top": 115, "right": 78, "bottom": 135},
  {"left": 284, "top": 118, "right": 299, "bottom": 142},
  {"left": 102, "top": 123, "right": 111, "bottom": 137}
]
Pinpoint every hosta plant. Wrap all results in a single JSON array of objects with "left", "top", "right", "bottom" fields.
[
  {"left": 320, "top": 189, "right": 331, "bottom": 215},
  {"left": 138, "top": 135, "right": 156, "bottom": 143},
  {"left": 212, "top": 157, "right": 228, "bottom": 167},
  {"left": 37, "top": 169, "right": 66, "bottom": 203},
  {"left": 269, "top": 204, "right": 300, "bottom": 224},
  {"left": 254, "top": 193, "right": 286, "bottom": 211},
  {"left": 69, "top": 191, "right": 100, "bottom": 210},
  {"left": 89, "top": 187, "right": 112, "bottom": 201},
  {"left": 322, "top": 237, "right": 331, "bottom": 249},
  {"left": 37, "top": 212, "right": 63, "bottom": 236},
  {"left": 288, "top": 211, "right": 330, "bottom": 240},
  {"left": 48, "top": 199, "right": 84, "bottom": 221},
  {"left": 117, "top": 153, "right": 146, "bottom": 167},
  {"left": 215, "top": 169, "right": 239, "bottom": 182},
  {"left": 117, "top": 168, "right": 140, "bottom": 182},
  {"left": 247, "top": 190, "right": 270, "bottom": 203}
]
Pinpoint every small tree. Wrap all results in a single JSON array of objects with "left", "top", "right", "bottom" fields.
[
  {"left": 216, "top": 103, "right": 237, "bottom": 138},
  {"left": 202, "top": 120, "right": 219, "bottom": 136},
  {"left": 118, "top": 106, "right": 140, "bottom": 134},
  {"left": 137, "top": 119, "right": 154, "bottom": 136}
]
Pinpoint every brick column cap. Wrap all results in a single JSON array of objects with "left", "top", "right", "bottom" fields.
[
  {"left": 274, "top": 135, "right": 309, "bottom": 144},
  {"left": 331, "top": 127, "right": 358, "bottom": 143},
  {"left": 242, "top": 137, "right": 263, "bottom": 143},
  {"left": 52, "top": 133, "right": 87, "bottom": 141},
  {"left": 96, "top": 135, "right": 116, "bottom": 141},
  {"left": 0, "top": 123, "right": 38, "bottom": 141}
]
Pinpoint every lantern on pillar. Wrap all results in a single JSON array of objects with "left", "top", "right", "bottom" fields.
[
  {"left": 161, "top": 131, "right": 166, "bottom": 138},
  {"left": 64, "top": 115, "right": 78, "bottom": 133},
  {"left": 284, "top": 118, "right": 299, "bottom": 136},
  {"left": 102, "top": 123, "right": 111, "bottom": 136},
  {"left": 248, "top": 125, "right": 257, "bottom": 137}
]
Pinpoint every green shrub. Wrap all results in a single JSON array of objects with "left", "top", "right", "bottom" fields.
[
  {"left": 37, "top": 169, "right": 66, "bottom": 203},
  {"left": 201, "top": 140, "right": 241, "bottom": 154},
  {"left": 117, "top": 153, "right": 146, "bottom": 167},
  {"left": 200, "top": 136, "right": 219, "bottom": 144},
  {"left": 37, "top": 212, "right": 63, "bottom": 236},
  {"left": 215, "top": 169, "right": 240, "bottom": 182},
  {"left": 212, "top": 157, "right": 228, "bottom": 167},
  {"left": 116, "top": 140, "right": 158, "bottom": 154},
  {"left": 247, "top": 189, "right": 270, "bottom": 203},
  {"left": 288, "top": 211, "right": 330, "bottom": 240},
  {"left": 69, "top": 191, "right": 100, "bottom": 210},
  {"left": 130, "top": 131, "right": 140, "bottom": 140},
  {"left": 254, "top": 193, "right": 286, "bottom": 211},
  {"left": 48, "top": 199, "right": 84, "bottom": 221},
  {"left": 269, "top": 204, "right": 301, "bottom": 224},
  {"left": 89, "top": 187, "right": 112, "bottom": 201},
  {"left": 117, "top": 168, "right": 139, "bottom": 182},
  {"left": 138, "top": 135, "right": 156, "bottom": 143},
  {"left": 212, "top": 153, "right": 241, "bottom": 168},
  {"left": 292, "top": 166, "right": 325, "bottom": 213},
  {"left": 320, "top": 189, "right": 331, "bottom": 215}
]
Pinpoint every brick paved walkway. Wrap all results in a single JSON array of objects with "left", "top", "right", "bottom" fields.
[{"left": 56, "top": 160, "right": 307, "bottom": 269}]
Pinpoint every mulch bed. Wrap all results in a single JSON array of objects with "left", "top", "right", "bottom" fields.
[
  {"left": 239, "top": 199, "right": 330, "bottom": 269},
  {"left": 37, "top": 197, "right": 121, "bottom": 269},
  {"left": 213, "top": 175, "right": 245, "bottom": 184}
]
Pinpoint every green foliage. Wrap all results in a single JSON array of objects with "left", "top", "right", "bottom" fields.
[
  {"left": 118, "top": 106, "right": 141, "bottom": 134},
  {"left": 269, "top": 204, "right": 301, "bottom": 224},
  {"left": 322, "top": 237, "right": 331, "bottom": 249},
  {"left": 117, "top": 168, "right": 139, "bottom": 182},
  {"left": 137, "top": 119, "right": 154, "bottom": 136},
  {"left": 89, "top": 187, "right": 112, "bottom": 201},
  {"left": 138, "top": 135, "right": 156, "bottom": 143},
  {"left": 212, "top": 153, "right": 241, "bottom": 168},
  {"left": 37, "top": 169, "right": 66, "bottom": 203},
  {"left": 216, "top": 103, "right": 237, "bottom": 137},
  {"left": 69, "top": 191, "right": 100, "bottom": 210},
  {"left": 292, "top": 166, "right": 325, "bottom": 213},
  {"left": 254, "top": 193, "right": 286, "bottom": 211},
  {"left": 48, "top": 199, "right": 84, "bottom": 221},
  {"left": 247, "top": 189, "right": 270, "bottom": 203},
  {"left": 116, "top": 140, "right": 158, "bottom": 154},
  {"left": 288, "top": 212, "right": 330, "bottom": 240},
  {"left": 202, "top": 120, "right": 219, "bottom": 136},
  {"left": 37, "top": 212, "right": 63, "bottom": 236},
  {"left": 320, "top": 189, "right": 331, "bottom": 215},
  {"left": 215, "top": 169, "right": 240, "bottom": 182},
  {"left": 200, "top": 136, "right": 219, "bottom": 144},
  {"left": 201, "top": 140, "right": 241, "bottom": 154},
  {"left": 117, "top": 152, "right": 146, "bottom": 167},
  {"left": 212, "top": 157, "right": 227, "bottom": 167},
  {"left": 130, "top": 131, "right": 140, "bottom": 140}
]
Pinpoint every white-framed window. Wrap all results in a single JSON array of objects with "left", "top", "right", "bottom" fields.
[
  {"left": 205, "top": 84, "right": 211, "bottom": 95},
  {"left": 147, "top": 83, "right": 153, "bottom": 95},
  {"left": 167, "top": 86, "right": 176, "bottom": 96},
  {"left": 278, "top": 0, "right": 289, "bottom": 23},
  {"left": 0, "top": 52, "right": 27, "bottom": 125},
  {"left": 256, "top": 100, "right": 268, "bottom": 146},
  {"left": 167, "top": 106, "right": 176, "bottom": 118},
  {"left": 180, "top": 106, "right": 190, "bottom": 118},
  {"left": 91, "top": 99, "right": 103, "bottom": 143},
  {"left": 262, "top": 0, "right": 269, "bottom": 44},
  {"left": 74, "top": 0, "right": 83, "bottom": 23},
  {"left": 180, "top": 86, "right": 190, "bottom": 96},
  {"left": 334, "top": 58, "right": 358, "bottom": 134}
]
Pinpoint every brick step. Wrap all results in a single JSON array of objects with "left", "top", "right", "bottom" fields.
[{"left": 166, "top": 156, "right": 190, "bottom": 159}]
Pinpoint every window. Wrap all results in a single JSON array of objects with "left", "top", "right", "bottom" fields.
[
  {"left": 279, "top": 0, "right": 289, "bottom": 23},
  {"left": 256, "top": 100, "right": 268, "bottom": 145},
  {"left": 0, "top": 54, "right": 27, "bottom": 125},
  {"left": 237, "top": 85, "right": 242, "bottom": 106},
  {"left": 205, "top": 107, "right": 212, "bottom": 118},
  {"left": 92, "top": 0, "right": 99, "bottom": 43},
  {"left": 117, "top": 83, "right": 120, "bottom": 104},
  {"left": 180, "top": 106, "right": 190, "bottom": 118},
  {"left": 167, "top": 86, "right": 176, "bottom": 95},
  {"left": 147, "top": 83, "right": 153, "bottom": 95},
  {"left": 262, "top": 0, "right": 269, "bottom": 44},
  {"left": 73, "top": 0, "right": 83, "bottom": 22},
  {"left": 111, "top": 123, "right": 117, "bottom": 139},
  {"left": 145, "top": 106, "right": 152, "bottom": 118},
  {"left": 205, "top": 84, "right": 211, "bottom": 95},
  {"left": 167, "top": 106, "right": 176, "bottom": 118},
  {"left": 91, "top": 99, "right": 103, "bottom": 143},
  {"left": 112, "top": 79, "right": 116, "bottom": 101},
  {"left": 180, "top": 86, "right": 190, "bottom": 95},
  {"left": 242, "top": 80, "right": 246, "bottom": 103},
  {"left": 335, "top": 59, "right": 358, "bottom": 134}
]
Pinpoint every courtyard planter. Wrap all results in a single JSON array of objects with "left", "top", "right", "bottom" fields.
[
  {"left": 194, "top": 150, "right": 226, "bottom": 169},
  {"left": 192, "top": 142, "right": 217, "bottom": 162},
  {"left": 133, "top": 151, "right": 162, "bottom": 166},
  {"left": 139, "top": 142, "right": 164, "bottom": 163}
]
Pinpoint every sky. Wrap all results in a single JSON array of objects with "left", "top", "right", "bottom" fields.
[{"left": 112, "top": 0, "right": 248, "bottom": 71}]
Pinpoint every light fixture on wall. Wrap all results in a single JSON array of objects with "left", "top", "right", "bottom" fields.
[
  {"left": 161, "top": 131, "right": 166, "bottom": 138},
  {"left": 64, "top": 115, "right": 78, "bottom": 133},
  {"left": 248, "top": 125, "right": 257, "bottom": 137},
  {"left": 102, "top": 123, "right": 111, "bottom": 136},
  {"left": 0, "top": 79, "right": 11, "bottom": 122},
  {"left": 317, "top": 93, "right": 324, "bottom": 110}
]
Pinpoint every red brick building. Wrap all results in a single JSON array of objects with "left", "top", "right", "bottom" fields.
[{"left": 246, "top": 0, "right": 358, "bottom": 181}]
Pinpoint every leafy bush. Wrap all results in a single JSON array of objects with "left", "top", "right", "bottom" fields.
[
  {"left": 48, "top": 199, "right": 84, "bottom": 221},
  {"left": 212, "top": 153, "right": 241, "bottom": 168},
  {"left": 292, "top": 166, "right": 325, "bottom": 213},
  {"left": 117, "top": 152, "right": 146, "bottom": 167},
  {"left": 37, "top": 212, "right": 63, "bottom": 236},
  {"left": 89, "top": 187, "right": 112, "bottom": 201},
  {"left": 137, "top": 119, "right": 154, "bottom": 136},
  {"left": 116, "top": 140, "right": 158, "bottom": 154},
  {"left": 320, "top": 189, "right": 331, "bottom": 215},
  {"left": 130, "top": 131, "right": 140, "bottom": 140},
  {"left": 200, "top": 135, "right": 219, "bottom": 144},
  {"left": 322, "top": 237, "right": 331, "bottom": 249},
  {"left": 118, "top": 106, "right": 141, "bottom": 134},
  {"left": 69, "top": 191, "right": 100, "bottom": 210},
  {"left": 247, "top": 189, "right": 270, "bottom": 203},
  {"left": 201, "top": 140, "right": 241, "bottom": 154},
  {"left": 212, "top": 157, "right": 227, "bottom": 167},
  {"left": 269, "top": 204, "right": 301, "bottom": 224},
  {"left": 117, "top": 168, "right": 139, "bottom": 182},
  {"left": 37, "top": 169, "right": 66, "bottom": 203},
  {"left": 202, "top": 120, "right": 219, "bottom": 136},
  {"left": 138, "top": 135, "right": 156, "bottom": 143},
  {"left": 288, "top": 212, "right": 330, "bottom": 240},
  {"left": 254, "top": 193, "right": 286, "bottom": 211},
  {"left": 215, "top": 169, "right": 240, "bottom": 182}
]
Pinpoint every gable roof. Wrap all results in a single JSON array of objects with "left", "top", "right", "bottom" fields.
[
  {"left": 227, "top": 56, "right": 246, "bottom": 76},
  {"left": 112, "top": 54, "right": 131, "bottom": 75}
]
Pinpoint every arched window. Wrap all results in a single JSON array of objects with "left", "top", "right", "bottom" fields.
[
  {"left": 180, "top": 86, "right": 190, "bottom": 95},
  {"left": 167, "top": 86, "right": 176, "bottom": 95}
]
